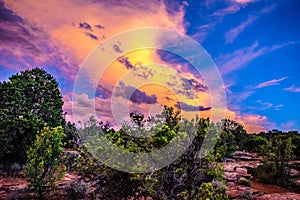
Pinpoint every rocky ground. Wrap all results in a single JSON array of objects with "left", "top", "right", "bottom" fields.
[
  {"left": 225, "top": 151, "right": 300, "bottom": 200},
  {"left": 1, "top": 151, "right": 300, "bottom": 199}
]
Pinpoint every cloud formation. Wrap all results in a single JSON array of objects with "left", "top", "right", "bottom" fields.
[
  {"left": 217, "top": 41, "right": 298, "bottom": 75},
  {"left": 78, "top": 22, "right": 92, "bottom": 30},
  {"left": 284, "top": 85, "right": 300, "bottom": 93},
  {"left": 175, "top": 102, "right": 211, "bottom": 111},
  {"left": 224, "top": 4, "right": 276, "bottom": 44},
  {"left": 116, "top": 82, "right": 158, "bottom": 105},
  {"left": 225, "top": 15, "right": 257, "bottom": 44},
  {"left": 255, "top": 76, "right": 288, "bottom": 89}
]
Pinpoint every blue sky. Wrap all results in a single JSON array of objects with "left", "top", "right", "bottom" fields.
[{"left": 0, "top": 0, "right": 299, "bottom": 133}]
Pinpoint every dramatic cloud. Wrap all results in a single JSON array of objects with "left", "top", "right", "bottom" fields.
[
  {"left": 115, "top": 82, "right": 158, "bottom": 104},
  {"left": 255, "top": 76, "right": 288, "bottom": 89},
  {"left": 1, "top": 0, "right": 186, "bottom": 80},
  {"left": 181, "top": 77, "right": 207, "bottom": 92}
]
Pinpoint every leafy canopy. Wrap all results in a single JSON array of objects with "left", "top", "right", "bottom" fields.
[{"left": 0, "top": 68, "right": 64, "bottom": 163}]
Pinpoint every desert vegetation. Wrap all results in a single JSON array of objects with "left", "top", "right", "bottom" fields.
[{"left": 0, "top": 68, "right": 300, "bottom": 199}]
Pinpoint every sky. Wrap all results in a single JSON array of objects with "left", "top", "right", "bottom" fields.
[{"left": 0, "top": 0, "right": 299, "bottom": 133}]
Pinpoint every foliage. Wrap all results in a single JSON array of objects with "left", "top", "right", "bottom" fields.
[
  {"left": 254, "top": 135, "right": 295, "bottom": 186},
  {"left": 66, "top": 117, "right": 102, "bottom": 177},
  {"left": 243, "top": 135, "right": 269, "bottom": 155},
  {"left": 77, "top": 110, "right": 228, "bottom": 199},
  {"left": 63, "top": 121, "right": 77, "bottom": 148},
  {"left": 196, "top": 182, "right": 228, "bottom": 200},
  {"left": 0, "top": 68, "right": 64, "bottom": 163},
  {"left": 214, "top": 119, "right": 248, "bottom": 159},
  {"left": 221, "top": 119, "right": 247, "bottom": 146},
  {"left": 24, "top": 126, "right": 66, "bottom": 199}
]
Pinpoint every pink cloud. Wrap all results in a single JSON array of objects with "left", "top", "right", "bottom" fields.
[
  {"left": 280, "top": 121, "right": 296, "bottom": 132},
  {"left": 255, "top": 76, "right": 288, "bottom": 89},
  {"left": 225, "top": 15, "right": 257, "bottom": 44},
  {"left": 211, "top": 5, "right": 243, "bottom": 18},
  {"left": 225, "top": 109, "right": 275, "bottom": 133},
  {"left": 284, "top": 85, "right": 300, "bottom": 93},
  {"left": 234, "top": 0, "right": 256, "bottom": 4},
  {"left": 239, "top": 113, "right": 275, "bottom": 133}
]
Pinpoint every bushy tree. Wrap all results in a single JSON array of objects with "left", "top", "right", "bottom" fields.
[
  {"left": 0, "top": 68, "right": 64, "bottom": 163},
  {"left": 25, "top": 126, "right": 66, "bottom": 199},
  {"left": 254, "top": 135, "right": 295, "bottom": 186},
  {"left": 77, "top": 110, "right": 228, "bottom": 199},
  {"left": 221, "top": 119, "right": 248, "bottom": 147},
  {"left": 244, "top": 135, "right": 269, "bottom": 155}
]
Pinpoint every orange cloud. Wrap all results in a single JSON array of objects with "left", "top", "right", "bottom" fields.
[{"left": 4, "top": 0, "right": 185, "bottom": 70}]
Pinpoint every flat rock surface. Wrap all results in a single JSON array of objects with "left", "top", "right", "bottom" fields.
[{"left": 257, "top": 193, "right": 300, "bottom": 200}]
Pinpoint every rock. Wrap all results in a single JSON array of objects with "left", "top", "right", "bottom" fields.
[
  {"left": 224, "top": 158, "right": 236, "bottom": 162},
  {"left": 232, "top": 151, "right": 261, "bottom": 161},
  {"left": 257, "top": 193, "right": 300, "bottom": 200},
  {"left": 235, "top": 167, "right": 247, "bottom": 174},
  {"left": 226, "top": 182, "right": 236, "bottom": 187},
  {"left": 226, "top": 185, "right": 259, "bottom": 199},
  {"left": 224, "top": 163, "right": 254, "bottom": 182},
  {"left": 290, "top": 168, "right": 299, "bottom": 177},
  {"left": 226, "top": 189, "right": 241, "bottom": 199}
]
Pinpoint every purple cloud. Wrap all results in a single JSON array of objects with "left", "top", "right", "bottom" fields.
[
  {"left": 175, "top": 102, "right": 211, "bottom": 111},
  {"left": 85, "top": 32, "right": 98, "bottom": 40},
  {"left": 117, "top": 56, "right": 135, "bottom": 70},
  {"left": 95, "top": 24, "right": 104, "bottom": 29},
  {"left": 79, "top": 22, "right": 92, "bottom": 30},
  {"left": 117, "top": 82, "right": 157, "bottom": 104}
]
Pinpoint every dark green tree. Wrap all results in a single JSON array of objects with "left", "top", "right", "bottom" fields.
[
  {"left": 221, "top": 119, "right": 248, "bottom": 151},
  {"left": 244, "top": 135, "right": 269, "bottom": 155},
  {"left": 0, "top": 68, "right": 64, "bottom": 163}
]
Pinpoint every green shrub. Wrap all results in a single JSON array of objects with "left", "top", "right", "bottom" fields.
[
  {"left": 25, "top": 126, "right": 66, "bottom": 199},
  {"left": 79, "top": 111, "right": 229, "bottom": 199},
  {"left": 237, "top": 177, "right": 251, "bottom": 187},
  {"left": 196, "top": 182, "right": 229, "bottom": 200},
  {"left": 254, "top": 136, "right": 295, "bottom": 186}
]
